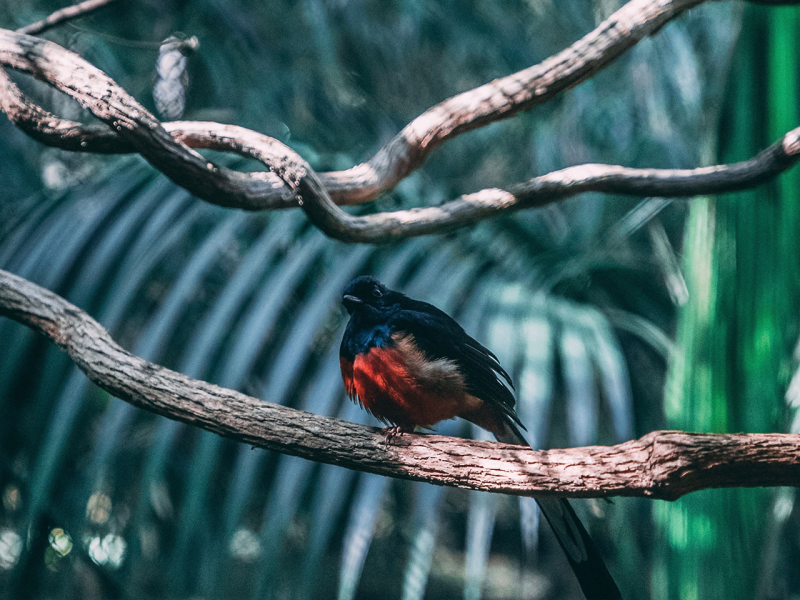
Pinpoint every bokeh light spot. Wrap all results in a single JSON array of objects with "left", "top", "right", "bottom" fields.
[
  {"left": 88, "top": 534, "right": 127, "bottom": 568},
  {"left": 0, "top": 529, "right": 23, "bottom": 569},
  {"left": 86, "top": 492, "right": 112, "bottom": 524},
  {"left": 2, "top": 485, "right": 20, "bottom": 513},
  {"left": 49, "top": 528, "right": 73, "bottom": 556},
  {"left": 229, "top": 528, "right": 261, "bottom": 562}
]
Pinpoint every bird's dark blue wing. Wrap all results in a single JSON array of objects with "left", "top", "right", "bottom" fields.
[{"left": 387, "top": 297, "right": 524, "bottom": 431}]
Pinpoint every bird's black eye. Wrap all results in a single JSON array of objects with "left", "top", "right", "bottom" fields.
[{"left": 372, "top": 287, "right": 383, "bottom": 298}]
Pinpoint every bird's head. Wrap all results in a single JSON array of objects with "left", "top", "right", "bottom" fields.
[{"left": 342, "top": 275, "right": 390, "bottom": 315}]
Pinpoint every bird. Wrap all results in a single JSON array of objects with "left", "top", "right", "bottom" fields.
[{"left": 339, "top": 275, "right": 622, "bottom": 600}]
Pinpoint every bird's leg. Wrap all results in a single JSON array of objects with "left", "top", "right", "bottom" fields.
[{"left": 381, "top": 425, "right": 413, "bottom": 445}]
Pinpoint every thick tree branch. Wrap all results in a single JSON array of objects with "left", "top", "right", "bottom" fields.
[
  {"left": 17, "top": 0, "right": 117, "bottom": 36},
  {"left": 294, "top": 128, "right": 800, "bottom": 242},
  {"left": 3, "top": 27, "right": 799, "bottom": 242},
  {"left": 4, "top": 0, "right": 708, "bottom": 206},
  {"left": 1, "top": 268, "right": 798, "bottom": 501},
  {"left": 0, "top": 0, "right": 800, "bottom": 243},
  {"left": 2, "top": 1, "right": 800, "bottom": 241}
]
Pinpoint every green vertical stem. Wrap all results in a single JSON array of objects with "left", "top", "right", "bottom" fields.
[
  {"left": 657, "top": 7, "right": 800, "bottom": 600},
  {"left": 767, "top": 6, "right": 800, "bottom": 399}
]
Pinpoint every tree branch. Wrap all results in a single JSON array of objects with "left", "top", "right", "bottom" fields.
[
  {"left": 3, "top": 27, "right": 799, "bottom": 243},
  {"left": 2, "top": 1, "right": 800, "bottom": 241},
  {"left": 294, "top": 129, "right": 800, "bottom": 242},
  {"left": 4, "top": 0, "right": 707, "bottom": 204},
  {"left": 17, "top": 0, "right": 117, "bottom": 36},
  {"left": 4, "top": 0, "right": 799, "bottom": 233},
  {"left": 1, "top": 268, "right": 798, "bottom": 501}
]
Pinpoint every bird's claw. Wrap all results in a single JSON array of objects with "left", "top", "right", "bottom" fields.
[{"left": 381, "top": 426, "right": 410, "bottom": 445}]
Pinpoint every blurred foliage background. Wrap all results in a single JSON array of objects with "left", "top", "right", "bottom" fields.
[{"left": 0, "top": 1, "right": 799, "bottom": 599}]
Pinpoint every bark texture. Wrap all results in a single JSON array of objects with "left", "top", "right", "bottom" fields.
[
  {"left": 1, "top": 268, "right": 798, "bottom": 500},
  {"left": 2, "top": 0, "right": 800, "bottom": 241}
]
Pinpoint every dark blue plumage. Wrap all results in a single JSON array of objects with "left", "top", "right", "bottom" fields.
[{"left": 341, "top": 276, "right": 523, "bottom": 429}]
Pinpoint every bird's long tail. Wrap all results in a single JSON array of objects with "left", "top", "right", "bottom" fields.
[{"left": 494, "top": 421, "right": 623, "bottom": 600}]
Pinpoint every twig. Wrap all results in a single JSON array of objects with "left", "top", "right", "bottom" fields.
[
  {"left": 0, "top": 268, "right": 798, "bottom": 500},
  {"left": 17, "top": 0, "right": 117, "bottom": 36}
]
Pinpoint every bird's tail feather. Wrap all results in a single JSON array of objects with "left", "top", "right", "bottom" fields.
[{"left": 493, "top": 422, "right": 623, "bottom": 600}]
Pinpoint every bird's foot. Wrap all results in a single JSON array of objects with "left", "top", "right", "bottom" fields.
[{"left": 381, "top": 425, "right": 412, "bottom": 445}]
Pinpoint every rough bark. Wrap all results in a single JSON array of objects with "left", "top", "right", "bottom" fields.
[
  {"left": 2, "top": 0, "right": 800, "bottom": 242},
  {"left": 5, "top": 0, "right": 707, "bottom": 204},
  {"left": 1, "top": 268, "right": 798, "bottom": 500}
]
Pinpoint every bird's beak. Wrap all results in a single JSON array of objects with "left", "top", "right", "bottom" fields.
[{"left": 342, "top": 295, "right": 362, "bottom": 314}]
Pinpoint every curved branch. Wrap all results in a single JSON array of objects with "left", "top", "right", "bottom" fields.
[
  {"left": 295, "top": 128, "right": 800, "bottom": 242},
  {"left": 3, "top": 26, "right": 800, "bottom": 242},
  {"left": 2, "top": 0, "right": 800, "bottom": 242},
  {"left": 1, "top": 268, "right": 798, "bottom": 501},
  {"left": 0, "top": 31, "right": 288, "bottom": 211},
  {"left": 0, "top": 67, "right": 366, "bottom": 208},
  {"left": 17, "top": 0, "right": 117, "bottom": 36},
  {"left": 0, "top": 0, "right": 713, "bottom": 207}
]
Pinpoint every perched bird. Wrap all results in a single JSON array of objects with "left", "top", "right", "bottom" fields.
[{"left": 339, "top": 275, "right": 622, "bottom": 600}]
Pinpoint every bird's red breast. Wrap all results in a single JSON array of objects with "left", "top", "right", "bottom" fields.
[
  {"left": 340, "top": 333, "right": 482, "bottom": 430},
  {"left": 339, "top": 357, "right": 356, "bottom": 399}
]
